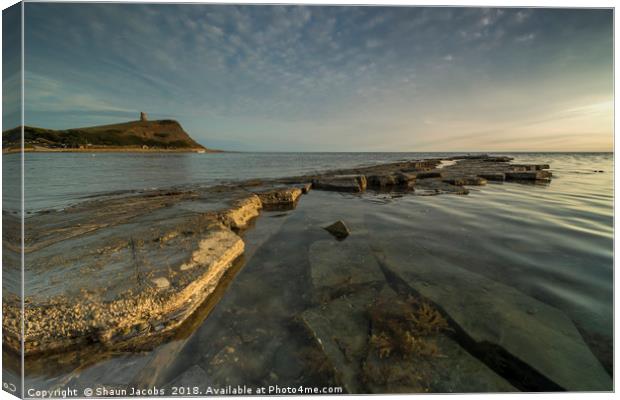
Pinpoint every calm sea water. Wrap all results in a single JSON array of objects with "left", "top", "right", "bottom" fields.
[
  {"left": 6, "top": 152, "right": 614, "bottom": 390},
  {"left": 7, "top": 151, "right": 481, "bottom": 212}
]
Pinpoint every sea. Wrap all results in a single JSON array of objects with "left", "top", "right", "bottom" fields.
[{"left": 2, "top": 151, "right": 614, "bottom": 391}]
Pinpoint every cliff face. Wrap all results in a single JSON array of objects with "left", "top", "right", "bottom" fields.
[{"left": 3, "top": 119, "right": 211, "bottom": 152}]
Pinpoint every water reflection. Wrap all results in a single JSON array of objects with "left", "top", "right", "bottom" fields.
[{"left": 11, "top": 153, "right": 614, "bottom": 392}]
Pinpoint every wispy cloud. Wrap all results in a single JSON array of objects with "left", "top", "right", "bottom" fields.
[
  {"left": 515, "top": 32, "right": 536, "bottom": 42},
  {"left": 12, "top": 4, "right": 613, "bottom": 151}
]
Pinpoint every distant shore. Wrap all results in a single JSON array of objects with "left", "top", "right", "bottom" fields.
[{"left": 2, "top": 146, "right": 223, "bottom": 154}]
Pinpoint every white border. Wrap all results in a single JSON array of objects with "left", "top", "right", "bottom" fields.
[{"left": 0, "top": 2, "right": 616, "bottom": 400}]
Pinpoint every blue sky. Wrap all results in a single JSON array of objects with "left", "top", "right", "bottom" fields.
[{"left": 9, "top": 4, "right": 614, "bottom": 151}]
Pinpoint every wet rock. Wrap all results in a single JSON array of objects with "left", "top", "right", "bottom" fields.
[
  {"left": 478, "top": 173, "right": 505, "bottom": 182},
  {"left": 415, "top": 171, "right": 443, "bottom": 179},
  {"left": 308, "top": 240, "right": 384, "bottom": 299},
  {"left": 298, "top": 183, "right": 313, "bottom": 194},
  {"left": 219, "top": 194, "right": 262, "bottom": 230},
  {"left": 363, "top": 335, "right": 515, "bottom": 393},
  {"left": 254, "top": 187, "right": 303, "bottom": 210},
  {"left": 362, "top": 288, "right": 515, "bottom": 393},
  {"left": 164, "top": 365, "right": 213, "bottom": 391},
  {"left": 511, "top": 164, "right": 550, "bottom": 171},
  {"left": 323, "top": 220, "right": 351, "bottom": 240},
  {"left": 463, "top": 176, "right": 487, "bottom": 186},
  {"left": 300, "top": 287, "right": 379, "bottom": 393},
  {"left": 505, "top": 171, "right": 552, "bottom": 182},
  {"left": 442, "top": 178, "right": 465, "bottom": 186},
  {"left": 482, "top": 156, "right": 513, "bottom": 162},
  {"left": 415, "top": 179, "right": 469, "bottom": 196},
  {"left": 370, "top": 238, "right": 612, "bottom": 391},
  {"left": 367, "top": 174, "right": 397, "bottom": 188},
  {"left": 394, "top": 172, "right": 417, "bottom": 188},
  {"left": 394, "top": 171, "right": 417, "bottom": 182},
  {"left": 312, "top": 175, "right": 367, "bottom": 193}
]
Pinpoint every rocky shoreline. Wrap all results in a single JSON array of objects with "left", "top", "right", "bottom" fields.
[
  {"left": 6, "top": 154, "right": 610, "bottom": 392},
  {"left": 3, "top": 155, "right": 552, "bottom": 356}
]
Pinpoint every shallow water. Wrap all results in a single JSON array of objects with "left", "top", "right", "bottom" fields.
[
  {"left": 7, "top": 152, "right": 614, "bottom": 393},
  {"left": 6, "top": 151, "right": 454, "bottom": 212},
  {"left": 3, "top": 151, "right": 571, "bottom": 213}
]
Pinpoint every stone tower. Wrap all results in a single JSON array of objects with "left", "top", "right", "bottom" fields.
[{"left": 140, "top": 112, "right": 148, "bottom": 122}]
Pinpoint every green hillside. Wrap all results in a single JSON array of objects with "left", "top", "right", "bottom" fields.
[{"left": 3, "top": 119, "right": 211, "bottom": 152}]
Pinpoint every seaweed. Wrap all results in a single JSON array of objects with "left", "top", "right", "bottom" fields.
[{"left": 367, "top": 295, "right": 449, "bottom": 360}]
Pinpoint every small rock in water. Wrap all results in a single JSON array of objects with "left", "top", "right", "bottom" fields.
[{"left": 324, "top": 220, "right": 350, "bottom": 240}]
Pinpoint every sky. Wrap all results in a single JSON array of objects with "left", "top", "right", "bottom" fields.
[{"left": 5, "top": 4, "right": 614, "bottom": 151}]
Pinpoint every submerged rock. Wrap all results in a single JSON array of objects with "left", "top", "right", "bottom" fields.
[
  {"left": 370, "top": 236, "right": 612, "bottom": 391},
  {"left": 416, "top": 171, "right": 443, "bottom": 179},
  {"left": 300, "top": 287, "right": 379, "bottom": 393},
  {"left": 363, "top": 335, "right": 516, "bottom": 393},
  {"left": 308, "top": 239, "right": 384, "bottom": 300},
  {"left": 362, "top": 288, "right": 515, "bottom": 393},
  {"left": 367, "top": 174, "right": 398, "bottom": 188},
  {"left": 415, "top": 179, "right": 470, "bottom": 196},
  {"left": 442, "top": 178, "right": 466, "bottom": 186},
  {"left": 505, "top": 171, "right": 552, "bottom": 182},
  {"left": 313, "top": 175, "right": 368, "bottom": 193},
  {"left": 511, "top": 164, "right": 550, "bottom": 171},
  {"left": 478, "top": 172, "right": 505, "bottom": 182},
  {"left": 482, "top": 156, "right": 514, "bottom": 162},
  {"left": 323, "top": 220, "right": 351, "bottom": 240},
  {"left": 301, "top": 281, "right": 515, "bottom": 393},
  {"left": 164, "top": 365, "right": 213, "bottom": 392}
]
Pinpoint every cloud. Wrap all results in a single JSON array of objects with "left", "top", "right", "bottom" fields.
[
  {"left": 20, "top": 4, "right": 613, "bottom": 150},
  {"left": 365, "top": 38, "right": 382, "bottom": 48},
  {"left": 515, "top": 32, "right": 536, "bottom": 42}
]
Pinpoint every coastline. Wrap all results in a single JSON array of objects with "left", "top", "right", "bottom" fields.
[
  {"left": 4, "top": 154, "right": 610, "bottom": 392},
  {"left": 2, "top": 146, "right": 222, "bottom": 154},
  {"left": 3, "top": 153, "right": 551, "bottom": 354}
]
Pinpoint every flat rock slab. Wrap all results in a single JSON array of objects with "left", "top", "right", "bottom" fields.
[
  {"left": 278, "top": 155, "right": 551, "bottom": 196},
  {"left": 10, "top": 221, "right": 245, "bottom": 355},
  {"left": 370, "top": 236, "right": 611, "bottom": 391},
  {"left": 3, "top": 184, "right": 308, "bottom": 356},
  {"left": 478, "top": 172, "right": 506, "bottom": 181},
  {"left": 164, "top": 365, "right": 214, "bottom": 392},
  {"left": 312, "top": 175, "right": 368, "bottom": 193},
  {"left": 308, "top": 239, "right": 384, "bottom": 298},
  {"left": 440, "top": 158, "right": 552, "bottom": 185},
  {"left": 362, "top": 287, "right": 515, "bottom": 393},
  {"left": 251, "top": 187, "right": 303, "bottom": 210},
  {"left": 300, "top": 287, "right": 379, "bottom": 394},
  {"left": 302, "top": 283, "right": 516, "bottom": 393},
  {"left": 505, "top": 171, "right": 552, "bottom": 182},
  {"left": 415, "top": 179, "right": 469, "bottom": 195},
  {"left": 363, "top": 334, "right": 516, "bottom": 393}
]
